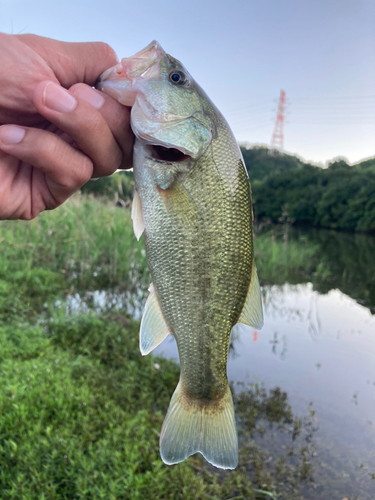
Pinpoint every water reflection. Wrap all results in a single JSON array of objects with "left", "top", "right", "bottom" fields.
[
  {"left": 58, "top": 286, "right": 147, "bottom": 320},
  {"left": 234, "top": 383, "right": 318, "bottom": 499},
  {"left": 230, "top": 284, "right": 375, "bottom": 499},
  {"left": 258, "top": 226, "right": 375, "bottom": 314}
]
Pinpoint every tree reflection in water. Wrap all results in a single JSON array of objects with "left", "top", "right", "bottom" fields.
[
  {"left": 255, "top": 226, "right": 375, "bottom": 313},
  {"left": 235, "top": 383, "right": 318, "bottom": 500},
  {"left": 220, "top": 226, "right": 375, "bottom": 499}
]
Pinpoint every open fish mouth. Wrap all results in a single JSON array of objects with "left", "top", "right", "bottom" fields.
[{"left": 150, "top": 145, "right": 191, "bottom": 163}]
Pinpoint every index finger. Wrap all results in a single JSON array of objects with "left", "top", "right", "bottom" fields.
[
  {"left": 70, "top": 83, "right": 133, "bottom": 170},
  {"left": 17, "top": 34, "right": 118, "bottom": 88}
]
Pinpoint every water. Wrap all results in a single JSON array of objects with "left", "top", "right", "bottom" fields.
[
  {"left": 152, "top": 227, "right": 375, "bottom": 499},
  {"left": 61, "top": 226, "right": 375, "bottom": 498}
]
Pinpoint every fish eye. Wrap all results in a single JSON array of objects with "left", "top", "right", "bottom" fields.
[{"left": 169, "top": 70, "right": 188, "bottom": 85}]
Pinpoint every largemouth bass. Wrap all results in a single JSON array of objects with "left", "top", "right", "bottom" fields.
[{"left": 98, "top": 41, "right": 263, "bottom": 470}]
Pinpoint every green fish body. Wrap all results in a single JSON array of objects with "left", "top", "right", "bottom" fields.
[{"left": 98, "top": 42, "right": 263, "bottom": 469}]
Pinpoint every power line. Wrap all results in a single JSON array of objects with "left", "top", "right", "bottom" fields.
[{"left": 222, "top": 92, "right": 375, "bottom": 140}]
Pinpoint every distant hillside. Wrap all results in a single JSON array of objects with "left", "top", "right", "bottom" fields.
[
  {"left": 241, "top": 146, "right": 375, "bottom": 234},
  {"left": 354, "top": 157, "right": 375, "bottom": 171},
  {"left": 241, "top": 146, "right": 306, "bottom": 182}
]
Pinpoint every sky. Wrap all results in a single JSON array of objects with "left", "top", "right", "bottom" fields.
[{"left": 0, "top": 0, "right": 374, "bottom": 165}]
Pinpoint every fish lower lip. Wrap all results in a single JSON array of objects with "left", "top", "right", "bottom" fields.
[{"left": 151, "top": 145, "right": 190, "bottom": 162}]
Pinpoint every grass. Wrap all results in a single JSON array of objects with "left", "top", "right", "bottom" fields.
[
  {"left": 254, "top": 228, "right": 320, "bottom": 287},
  {"left": 0, "top": 193, "right": 147, "bottom": 291},
  {"left": 0, "top": 194, "right": 148, "bottom": 323},
  {"left": 0, "top": 195, "right": 318, "bottom": 499},
  {"left": 0, "top": 317, "right": 212, "bottom": 499},
  {"left": 0, "top": 315, "right": 316, "bottom": 499}
]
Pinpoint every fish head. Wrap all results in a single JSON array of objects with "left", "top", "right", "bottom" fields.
[{"left": 97, "top": 41, "right": 215, "bottom": 160}]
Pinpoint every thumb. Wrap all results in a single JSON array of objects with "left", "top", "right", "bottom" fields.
[{"left": 16, "top": 34, "right": 118, "bottom": 88}]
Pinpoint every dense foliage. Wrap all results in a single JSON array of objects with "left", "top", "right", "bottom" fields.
[{"left": 241, "top": 147, "right": 375, "bottom": 233}]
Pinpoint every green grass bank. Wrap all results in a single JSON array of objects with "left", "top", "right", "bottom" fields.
[{"left": 0, "top": 195, "right": 319, "bottom": 499}]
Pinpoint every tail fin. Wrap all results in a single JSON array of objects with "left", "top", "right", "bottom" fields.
[{"left": 160, "top": 382, "right": 238, "bottom": 470}]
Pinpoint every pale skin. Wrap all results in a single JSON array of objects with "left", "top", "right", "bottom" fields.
[{"left": 0, "top": 33, "right": 134, "bottom": 220}]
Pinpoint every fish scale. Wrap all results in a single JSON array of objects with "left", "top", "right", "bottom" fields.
[
  {"left": 98, "top": 40, "right": 263, "bottom": 469},
  {"left": 137, "top": 115, "right": 251, "bottom": 420}
]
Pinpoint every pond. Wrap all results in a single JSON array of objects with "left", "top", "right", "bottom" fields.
[
  {"left": 62, "top": 225, "right": 375, "bottom": 498},
  {"left": 151, "top": 227, "right": 375, "bottom": 499}
]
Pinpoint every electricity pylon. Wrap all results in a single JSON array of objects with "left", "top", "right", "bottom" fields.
[{"left": 270, "top": 90, "right": 286, "bottom": 154}]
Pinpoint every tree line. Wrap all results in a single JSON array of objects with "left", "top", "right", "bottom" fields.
[
  {"left": 80, "top": 146, "right": 375, "bottom": 234},
  {"left": 242, "top": 146, "right": 375, "bottom": 234}
]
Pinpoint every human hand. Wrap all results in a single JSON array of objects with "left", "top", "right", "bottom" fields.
[{"left": 0, "top": 33, "right": 133, "bottom": 220}]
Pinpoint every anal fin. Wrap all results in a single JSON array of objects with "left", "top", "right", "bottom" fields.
[
  {"left": 237, "top": 262, "right": 264, "bottom": 330},
  {"left": 140, "top": 283, "right": 171, "bottom": 355}
]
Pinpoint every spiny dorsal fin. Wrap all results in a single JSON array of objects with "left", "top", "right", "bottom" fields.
[
  {"left": 237, "top": 262, "right": 264, "bottom": 330},
  {"left": 140, "top": 283, "right": 171, "bottom": 355},
  {"left": 131, "top": 190, "right": 145, "bottom": 241}
]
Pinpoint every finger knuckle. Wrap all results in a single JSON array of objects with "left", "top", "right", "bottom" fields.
[
  {"left": 40, "top": 138, "right": 93, "bottom": 188},
  {"left": 95, "top": 42, "right": 117, "bottom": 65},
  {"left": 112, "top": 149, "right": 123, "bottom": 172},
  {"left": 21, "top": 211, "right": 38, "bottom": 221},
  {"left": 69, "top": 82, "right": 85, "bottom": 94},
  {"left": 39, "top": 138, "right": 62, "bottom": 167},
  {"left": 82, "top": 118, "right": 122, "bottom": 175},
  {"left": 97, "top": 148, "right": 122, "bottom": 177},
  {"left": 72, "top": 155, "right": 93, "bottom": 187}
]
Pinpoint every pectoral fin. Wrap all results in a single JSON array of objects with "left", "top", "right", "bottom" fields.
[
  {"left": 237, "top": 262, "right": 264, "bottom": 330},
  {"left": 140, "top": 283, "right": 171, "bottom": 355},
  {"left": 131, "top": 190, "right": 145, "bottom": 241}
]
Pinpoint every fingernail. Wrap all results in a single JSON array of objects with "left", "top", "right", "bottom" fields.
[
  {"left": 74, "top": 86, "right": 105, "bottom": 109},
  {"left": 0, "top": 125, "right": 25, "bottom": 145},
  {"left": 43, "top": 82, "right": 77, "bottom": 113}
]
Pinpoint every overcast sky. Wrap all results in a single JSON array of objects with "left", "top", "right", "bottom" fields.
[{"left": 1, "top": 0, "right": 374, "bottom": 165}]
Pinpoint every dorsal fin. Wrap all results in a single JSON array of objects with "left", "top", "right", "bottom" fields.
[
  {"left": 237, "top": 262, "right": 264, "bottom": 330},
  {"left": 131, "top": 190, "right": 145, "bottom": 241}
]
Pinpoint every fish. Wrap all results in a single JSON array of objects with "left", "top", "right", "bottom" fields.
[{"left": 97, "top": 41, "right": 263, "bottom": 470}]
